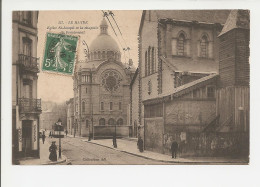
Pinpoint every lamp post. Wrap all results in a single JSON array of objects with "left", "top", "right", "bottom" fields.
[
  {"left": 57, "top": 118, "right": 62, "bottom": 159},
  {"left": 113, "top": 120, "right": 117, "bottom": 148}
]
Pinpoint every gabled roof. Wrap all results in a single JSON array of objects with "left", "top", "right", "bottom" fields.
[
  {"left": 155, "top": 10, "right": 230, "bottom": 24},
  {"left": 139, "top": 10, "right": 230, "bottom": 35},
  {"left": 218, "top": 9, "right": 250, "bottom": 37}
]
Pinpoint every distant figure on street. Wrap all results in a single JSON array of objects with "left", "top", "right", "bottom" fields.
[
  {"left": 137, "top": 136, "right": 144, "bottom": 152},
  {"left": 65, "top": 129, "right": 68, "bottom": 136},
  {"left": 113, "top": 135, "right": 117, "bottom": 148},
  {"left": 49, "top": 141, "right": 57, "bottom": 161},
  {"left": 42, "top": 133, "right": 46, "bottom": 144},
  {"left": 171, "top": 140, "right": 178, "bottom": 159},
  {"left": 49, "top": 131, "right": 52, "bottom": 138}
]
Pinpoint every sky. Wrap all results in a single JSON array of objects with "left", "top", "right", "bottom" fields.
[{"left": 37, "top": 10, "right": 142, "bottom": 103}]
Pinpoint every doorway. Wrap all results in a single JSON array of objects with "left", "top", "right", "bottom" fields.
[
  {"left": 134, "top": 121, "right": 137, "bottom": 138},
  {"left": 22, "top": 120, "right": 32, "bottom": 157}
]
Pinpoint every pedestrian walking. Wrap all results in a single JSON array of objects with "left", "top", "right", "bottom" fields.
[
  {"left": 137, "top": 136, "right": 144, "bottom": 152},
  {"left": 112, "top": 135, "right": 117, "bottom": 148},
  {"left": 65, "top": 129, "right": 68, "bottom": 136},
  {"left": 42, "top": 133, "right": 46, "bottom": 144},
  {"left": 171, "top": 140, "right": 178, "bottom": 159},
  {"left": 49, "top": 141, "right": 57, "bottom": 161},
  {"left": 49, "top": 131, "right": 52, "bottom": 138}
]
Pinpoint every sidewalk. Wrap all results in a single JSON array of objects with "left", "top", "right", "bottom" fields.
[
  {"left": 68, "top": 135, "right": 248, "bottom": 164},
  {"left": 19, "top": 137, "right": 67, "bottom": 165}
]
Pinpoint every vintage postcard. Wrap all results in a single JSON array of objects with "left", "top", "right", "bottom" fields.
[{"left": 11, "top": 10, "right": 250, "bottom": 165}]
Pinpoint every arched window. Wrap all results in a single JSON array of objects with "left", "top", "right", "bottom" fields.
[
  {"left": 200, "top": 35, "right": 208, "bottom": 58},
  {"left": 151, "top": 47, "right": 155, "bottom": 73},
  {"left": 145, "top": 51, "right": 148, "bottom": 76},
  {"left": 82, "top": 101, "right": 85, "bottom": 113},
  {"left": 94, "top": 52, "right": 97, "bottom": 59},
  {"left": 177, "top": 33, "right": 185, "bottom": 56},
  {"left": 86, "top": 120, "right": 89, "bottom": 128},
  {"left": 86, "top": 87, "right": 88, "bottom": 93},
  {"left": 99, "top": 118, "right": 105, "bottom": 126},
  {"left": 108, "top": 118, "right": 115, "bottom": 126},
  {"left": 98, "top": 51, "right": 101, "bottom": 59},
  {"left": 148, "top": 47, "right": 151, "bottom": 75},
  {"left": 117, "top": 118, "right": 123, "bottom": 126}
]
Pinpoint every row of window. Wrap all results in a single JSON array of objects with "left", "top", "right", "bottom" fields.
[
  {"left": 100, "top": 101, "right": 122, "bottom": 111},
  {"left": 173, "top": 32, "right": 210, "bottom": 58},
  {"left": 78, "top": 101, "right": 122, "bottom": 113},
  {"left": 88, "top": 51, "right": 121, "bottom": 61},
  {"left": 145, "top": 46, "right": 156, "bottom": 76},
  {"left": 85, "top": 118, "right": 124, "bottom": 126},
  {"left": 82, "top": 75, "right": 91, "bottom": 83},
  {"left": 192, "top": 86, "right": 216, "bottom": 99}
]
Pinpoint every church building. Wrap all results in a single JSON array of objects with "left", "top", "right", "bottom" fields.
[
  {"left": 131, "top": 10, "right": 235, "bottom": 155},
  {"left": 72, "top": 18, "right": 135, "bottom": 139}
]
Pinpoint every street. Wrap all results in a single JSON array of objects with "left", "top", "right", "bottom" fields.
[{"left": 60, "top": 136, "right": 169, "bottom": 165}]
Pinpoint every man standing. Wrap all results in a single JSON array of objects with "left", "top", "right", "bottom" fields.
[
  {"left": 42, "top": 133, "right": 46, "bottom": 144},
  {"left": 171, "top": 140, "right": 178, "bottom": 159},
  {"left": 113, "top": 135, "right": 117, "bottom": 148},
  {"left": 137, "top": 136, "right": 144, "bottom": 152}
]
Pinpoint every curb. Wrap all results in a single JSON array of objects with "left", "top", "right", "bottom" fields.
[
  {"left": 83, "top": 140, "right": 248, "bottom": 164},
  {"left": 42, "top": 156, "right": 67, "bottom": 165},
  {"left": 83, "top": 140, "right": 181, "bottom": 164}
]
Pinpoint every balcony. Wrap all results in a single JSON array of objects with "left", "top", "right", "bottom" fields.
[
  {"left": 18, "top": 54, "right": 39, "bottom": 73},
  {"left": 18, "top": 98, "right": 42, "bottom": 114}
]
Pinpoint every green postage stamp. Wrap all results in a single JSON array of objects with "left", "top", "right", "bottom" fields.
[{"left": 42, "top": 33, "right": 78, "bottom": 75}]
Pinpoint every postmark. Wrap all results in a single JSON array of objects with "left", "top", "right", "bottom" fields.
[{"left": 42, "top": 33, "right": 78, "bottom": 75}]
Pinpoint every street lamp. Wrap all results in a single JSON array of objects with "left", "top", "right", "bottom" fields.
[
  {"left": 113, "top": 120, "right": 117, "bottom": 148},
  {"left": 57, "top": 118, "right": 62, "bottom": 159}
]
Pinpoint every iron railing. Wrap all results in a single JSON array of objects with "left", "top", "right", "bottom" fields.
[
  {"left": 18, "top": 54, "right": 39, "bottom": 72},
  {"left": 18, "top": 98, "right": 41, "bottom": 113}
]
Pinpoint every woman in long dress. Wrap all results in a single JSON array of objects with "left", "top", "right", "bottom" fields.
[{"left": 49, "top": 141, "right": 57, "bottom": 161}]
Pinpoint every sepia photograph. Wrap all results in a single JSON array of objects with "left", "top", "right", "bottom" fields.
[{"left": 11, "top": 9, "right": 250, "bottom": 165}]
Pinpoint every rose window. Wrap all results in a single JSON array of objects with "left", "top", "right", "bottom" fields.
[{"left": 102, "top": 71, "right": 121, "bottom": 92}]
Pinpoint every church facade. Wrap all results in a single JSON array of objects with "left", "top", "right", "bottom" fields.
[{"left": 72, "top": 18, "right": 135, "bottom": 139}]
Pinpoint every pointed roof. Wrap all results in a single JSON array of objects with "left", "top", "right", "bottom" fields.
[{"left": 218, "top": 9, "right": 250, "bottom": 37}]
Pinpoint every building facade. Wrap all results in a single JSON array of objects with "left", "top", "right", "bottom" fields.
[
  {"left": 130, "top": 10, "right": 250, "bottom": 158},
  {"left": 12, "top": 11, "right": 41, "bottom": 162},
  {"left": 72, "top": 18, "right": 135, "bottom": 139},
  {"left": 131, "top": 10, "right": 232, "bottom": 155},
  {"left": 40, "top": 101, "right": 67, "bottom": 131}
]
